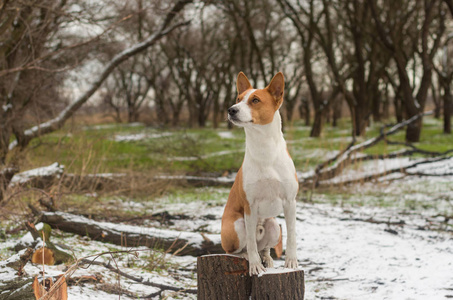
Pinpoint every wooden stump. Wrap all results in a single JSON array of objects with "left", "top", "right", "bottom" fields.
[{"left": 197, "top": 254, "right": 304, "bottom": 300}]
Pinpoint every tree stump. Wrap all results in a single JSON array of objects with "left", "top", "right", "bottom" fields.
[{"left": 197, "top": 254, "right": 304, "bottom": 300}]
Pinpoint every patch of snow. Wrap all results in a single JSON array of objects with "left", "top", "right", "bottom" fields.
[
  {"left": 290, "top": 203, "right": 453, "bottom": 299},
  {"left": 2, "top": 103, "right": 12, "bottom": 112},
  {"left": 257, "top": 266, "right": 300, "bottom": 277},
  {"left": 10, "top": 162, "right": 64, "bottom": 185},
  {"left": 83, "top": 123, "right": 144, "bottom": 131},
  {"left": 113, "top": 132, "right": 172, "bottom": 142},
  {"left": 168, "top": 150, "right": 242, "bottom": 161},
  {"left": 217, "top": 131, "right": 235, "bottom": 139},
  {"left": 155, "top": 173, "right": 237, "bottom": 184}
]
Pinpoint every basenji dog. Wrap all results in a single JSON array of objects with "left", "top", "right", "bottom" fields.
[{"left": 221, "top": 72, "right": 299, "bottom": 275}]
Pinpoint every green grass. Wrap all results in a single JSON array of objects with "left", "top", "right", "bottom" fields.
[{"left": 23, "top": 116, "right": 451, "bottom": 176}]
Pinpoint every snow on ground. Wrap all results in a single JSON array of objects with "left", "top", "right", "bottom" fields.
[
  {"left": 290, "top": 203, "right": 453, "bottom": 299},
  {"left": 2, "top": 159, "right": 452, "bottom": 299},
  {"left": 167, "top": 149, "right": 242, "bottom": 161},
  {"left": 113, "top": 132, "right": 173, "bottom": 142},
  {"left": 217, "top": 131, "right": 235, "bottom": 139}
]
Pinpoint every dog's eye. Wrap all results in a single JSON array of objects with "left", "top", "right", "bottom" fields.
[{"left": 252, "top": 98, "right": 260, "bottom": 104}]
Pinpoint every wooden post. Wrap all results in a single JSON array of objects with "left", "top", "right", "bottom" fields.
[{"left": 197, "top": 254, "right": 304, "bottom": 300}]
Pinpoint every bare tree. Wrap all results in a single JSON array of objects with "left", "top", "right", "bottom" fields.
[
  {"left": 0, "top": 0, "right": 192, "bottom": 200},
  {"left": 369, "top": 0, "right": 446, "bottom": 142}
]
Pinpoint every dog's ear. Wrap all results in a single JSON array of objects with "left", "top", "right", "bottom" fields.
[
  {"left": 236, "top": 72, "right": 252, "bottom": 95},
  {"left": 267, "top": 72, "right": 284, "bottom": 104}
]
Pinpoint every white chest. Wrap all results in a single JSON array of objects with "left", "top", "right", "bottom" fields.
[
  {"left": 240, "top": 111, "right": 298, "bottom": 218},
  {"left": 242, "top": 151, "right": 298, "bottom": 218}
]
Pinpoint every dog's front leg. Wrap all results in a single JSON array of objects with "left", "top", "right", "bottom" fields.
[
  {"left": 283, "top": 198, "right": 298, "bottom": 269},
  {"left": 244, "top": 210, "right": 265, "bottom": 275}
]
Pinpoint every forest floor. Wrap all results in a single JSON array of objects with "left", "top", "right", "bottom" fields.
[{"left": 1, "top": 117, "right": 452, "bottom": 299}]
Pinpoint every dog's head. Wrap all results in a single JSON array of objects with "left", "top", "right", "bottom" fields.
[{"left": 228, "top": 72, "right": 284, "bottom": 127}]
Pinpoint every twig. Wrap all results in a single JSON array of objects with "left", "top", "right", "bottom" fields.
[{"left": 79, "top": 256, "right": 197, "bottom": 295}]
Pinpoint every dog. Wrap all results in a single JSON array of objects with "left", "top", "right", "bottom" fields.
[{"left": 221, "top": 71, "right": 299, "bottom": 275}]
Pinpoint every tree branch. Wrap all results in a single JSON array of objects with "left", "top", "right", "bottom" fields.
[{"left": 9, "top": 0, "right": 192, "bottom": 151}]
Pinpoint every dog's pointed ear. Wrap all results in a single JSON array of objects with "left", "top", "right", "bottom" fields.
[
  {"left": 237, "top": 72, "right": 252, "bottom": 95},
  {"left": 267, "top": 72, "right": 285, "bottom": 103}
]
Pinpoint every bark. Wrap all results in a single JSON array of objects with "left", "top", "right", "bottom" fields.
[
  {"left": 0, "top": 277, "right": 35, "bottom": 300},
  {"left": 0, "top": 248, "right": 35, "bottom": 300},
  {"left": 36, "top": 211, "right": 223, "bottom": 256},
  {"left": 444, "top": 91, "right": 452, "bottom": 134},
  {"left": 310, "top": 110, "right": 324, "bottom": 137},
  {"left": 197, "top": 255, "right": 304, "bottom": 300}
]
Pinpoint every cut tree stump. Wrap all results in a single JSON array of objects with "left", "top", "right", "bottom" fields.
[{"left": 197, "top": 254, "right": 304, "bottom": 300}]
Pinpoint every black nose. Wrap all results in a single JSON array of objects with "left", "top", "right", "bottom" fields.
[{"left": 228, "top": 107, "right": 238, "bottom": 116}]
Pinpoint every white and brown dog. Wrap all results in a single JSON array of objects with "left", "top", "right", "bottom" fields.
[{"left": 221, "top": 72, "right": 299, "bottom": 275}]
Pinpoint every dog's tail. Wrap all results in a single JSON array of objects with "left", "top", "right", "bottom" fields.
[
  {"left": 256, "top": 219, "right": 265, "bottom": 241},
  {"left": 273, "top": 225, "right": 283, "bottom": 258}
]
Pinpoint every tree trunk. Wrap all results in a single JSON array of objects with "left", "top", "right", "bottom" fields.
[
  {"left": 405, "top": 116, "right": 423, "bottom": 142},
  {"left": 332, "top": 97, "right": 342, "bottom": 127},
  {"left": 310, "top": 110, "right": 323, "bottom": 137},
  {"left": 285, "top": 99, "right": 296, "bottom": 123},
  {"left": 444, "top": 90, "right": 452, "bottom": 134},
  {"left": 353, "top": 105, "right": 368, "bottom": 137},
  {"left": 197, "top": 255, "right": 304, "bottom": 300},
  {"left": 371, "top": 93, "right": 381, "bottom": 122},
  {"left": 37, "top": 211, "right": 223, "bottom": 256},
  {"left": 213, "top": 96, "right": 220, "bottom": 129},
  {"left": 298, "top": 98, "right": 310, "bottom": 126},
  {"left": 394, "top": 95, "right": 404, "bottom": 123}
]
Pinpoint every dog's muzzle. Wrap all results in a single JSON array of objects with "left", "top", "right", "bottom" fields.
[
  {"left": 228, "top": 106, "right": 239, "bottom": 122},
  {"left": 228, "top": 106, "right": 239, "bottom": 117}
]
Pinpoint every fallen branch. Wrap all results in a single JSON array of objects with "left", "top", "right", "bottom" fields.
[
  {"left": 305, "top": 110, "right": 442, "bottom": 186},
  {"left": 320, "top": 155, "right": 451, "bottom": 186},
  {"left": 35, "top": 210, "right": 222, "bottom": 256},
  {"left": 339, "top": 217, "right": 405, "bottom": 226}
]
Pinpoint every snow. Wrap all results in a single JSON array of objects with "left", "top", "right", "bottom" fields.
[
  {"left": 10, "top": 162, "right": 64, "bottom": 185},
  {"left": 1, "top": 158, "right": 452, "bottom": 299},
  {"left": 2, "top": 103, "right": 12, "bottom": 112},
  {"left": 168, "top": 150, "right": 241, "bottom": 161},
  {"left": 217, "top": 131, "right": 235, "bottom": 139},
  {"left": 290, "top": 203, "right": 453, "bottom": 299},
  {"left": 113, "top": 132, "right": 172, "bottom": 142}
]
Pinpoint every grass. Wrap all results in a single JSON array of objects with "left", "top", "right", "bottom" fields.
[
  {"left": 5, "top": 115, "right": 449, "bottom": 217},
  {"left": 22, "top": 116, "right": 450, "bottom": 177}
]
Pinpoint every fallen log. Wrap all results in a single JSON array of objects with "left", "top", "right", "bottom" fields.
[
  {"left": 197, "top": 254, "right": 304, "bottom": 300},
  {"left": 37, "top": 211, "right": 223, "bottom": 256},
  {"left": 320, "top": 155, "right": 452, "bottom": 186},
  {"left": 306, "top": 110, "right": 435, "bottom": 186},
  {"left": 0, "top": 248, "right": 35, "bottom": 300}
]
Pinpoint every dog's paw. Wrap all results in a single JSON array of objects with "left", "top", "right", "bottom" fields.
[
  {"left": 249, "top": 261, "right": 266, "bottom": 276},
  {"left": 261, "top": 254, "right": 274, "bottom": 268},
  {"left": 284, "top": 257, "right": 298, "bottom": 269}
]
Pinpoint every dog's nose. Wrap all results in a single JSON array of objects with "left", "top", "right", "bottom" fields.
[{"left": 228, "top": 107, "right": 238, "bottom": 116}]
